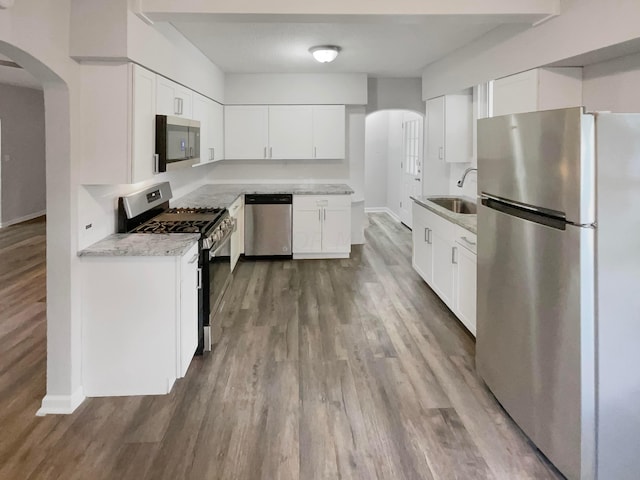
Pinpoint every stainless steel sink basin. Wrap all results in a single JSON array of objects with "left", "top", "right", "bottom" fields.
[{"left": 428, "top": 197, "right": 477, "bottom": 214}]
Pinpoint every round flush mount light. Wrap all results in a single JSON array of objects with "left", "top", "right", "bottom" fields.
[{"left": 309, "top": 45, "right": 341, "bottom": 63}]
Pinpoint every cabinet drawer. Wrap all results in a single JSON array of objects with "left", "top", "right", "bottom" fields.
[
  {"left": 455, "top": 226, "right": 477, "bottom": 254},
  {"left": 293, "top": 195, "right": 350, "bottom": 209}
]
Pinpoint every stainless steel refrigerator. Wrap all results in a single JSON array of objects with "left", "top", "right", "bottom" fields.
[{"left": 476, "top": 107, "right": 640, "bottom": 480}]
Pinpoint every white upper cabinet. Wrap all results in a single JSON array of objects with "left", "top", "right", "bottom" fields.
[
  {"left": 492, "top": 67, "right": 583, "bottom": 117},
  {"left": 313, "top": 105, "right": 345, "bottom": 159},
  {"left": 224, "top": 105, "right": 270, "bottom": 160},
  {"left": 156, "top": 76, "right": 193, "bottom": 117},
  {"left": 426, "top": 91, "right": 472, "bottom": 164},
  {"left": 224, "top": 104, "right": 346, "bottom": 160},
  {"left": 193, "top": 93, "right": 224, "bottom": 163},
  {"left": 269, "top": 106, "right": 313, "bottom": 159},
  {"left": 80, "top": 63, "right": 158, "bottom": 185}
]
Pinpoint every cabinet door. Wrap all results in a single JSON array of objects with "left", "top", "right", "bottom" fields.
[
  {"left": 179, "top": 246, "right": 199, "bottom": 377},
  {"left": 313, "top": 105, "right": 345, "bottom": 159},
  {"left": 431, "top": 229, "right": 455, "bottom": 308},
  {"left": 492, "top": 69, "right": 539, "bottom": 117},
  {"left": 454, "top": 242, "right": 477, "bottom": 336},
  {"left": 174, "top": 84, "right": 193, "bottom": 118},
  {"left": 131, "top": 65, "right": 157, "bottom": 183},
  {"left": 268, "top": 106, "right": 313, "bottom": 159},
  {"left": 426, "top": 96, "right": 445, "bottom": 163},
  {"left": 293, "top": 196, "right": 323, "bottom": 253},
  {"left": 210, "top": 101, "right": 224, "bottom": 161},
  {"left": 412, "top": 204, "right": 434, "bottom": 284},
  {"left": 156, "top": 76, "right": 178, "bottom": 116},
  {"left": 224, "top": 106, "right": 269, "bottom": 159},
  {"left": 192, "top": 93, "right": 211, "bottom": 162},
  {"left": 444, "top": 92, "right": 473, "bottom": 163},
  {"left": 322, "top": 206, "right": 351, "bottom": 253}
]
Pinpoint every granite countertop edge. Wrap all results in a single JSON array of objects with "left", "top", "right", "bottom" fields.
[
  {"left": 78, "top": 233, "right": 201, "bottom": 258},
  {"left": 411, "top": 195, "right": 477, "bottom": 234}
]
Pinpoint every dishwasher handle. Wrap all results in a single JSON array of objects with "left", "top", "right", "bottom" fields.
[{"left": 245, "top": 194, "right": 293, "bottom": 204}]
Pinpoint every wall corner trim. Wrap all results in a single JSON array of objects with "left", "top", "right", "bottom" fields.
[{"left": 36, "top": 388, "right": 85, "bottom": 416}]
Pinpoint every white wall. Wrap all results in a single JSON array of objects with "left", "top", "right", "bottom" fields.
[
  {"left": 364, "top": 112, "right": 389, "bottom": 209},
  {"left": 583, "top": 52, "right": 640, "bottom": 113},
  {"left": 422, "top": 0, "right": 640, "bottom": 99},
  {"left": 365, "top": 109, "right": 422, "bottom": 216},
  {"left": 0, "top": 83, "right": 46, "bottom": 225},
  {"left": 224, "top": 73, "right": 367, "bottom": 105},
  {"left": 367, "top": 77, "right": 424, "bottom": 114},
  {"left": 1, "top": 0, "right": 84, "bottom": 414}
]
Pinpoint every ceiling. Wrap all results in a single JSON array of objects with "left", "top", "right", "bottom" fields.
[
  {"left": 0, "top": 53, "right": 42, "bottom": 90},
  {"left": 170, "top": 18, "right": 512, "bottom": 77}
]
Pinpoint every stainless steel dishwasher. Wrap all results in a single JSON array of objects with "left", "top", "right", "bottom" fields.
[{"left": 244, "top": 194, "right": 292, "bottom": 257}]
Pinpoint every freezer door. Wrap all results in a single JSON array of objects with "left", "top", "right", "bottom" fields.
[
  {"left": 476, "top": 202, "right": 595, "bottom": 480},
  {"left": 477, "top": 107, "right": 595, "bottom": 225}
]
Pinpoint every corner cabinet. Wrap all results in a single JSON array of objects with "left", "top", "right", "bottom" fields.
[
  {"left": 293, "top": 195, "right": 351, "bottom": 259},
  {"left": 224, "top": 105, "right": 345, "bottom": 160},
  {"left": 412, "top": 201, "right": 477, "bottom": 336},
  {"left": 81, "top": 243, "right": 200, "bottom": 396},
  {"left": 80, "top": 63, "right": 158, "bottom": 184},
  {"left": 426, "top": 92, "right": 472, "bottom": 164}
]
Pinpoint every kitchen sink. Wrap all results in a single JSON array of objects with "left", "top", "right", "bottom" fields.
[{"left": 428, "top": 197, "right": 477, "bottom": 214}]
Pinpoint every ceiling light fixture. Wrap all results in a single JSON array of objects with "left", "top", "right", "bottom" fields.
[{"left": 309, "top": 45, "right": 341, "bottom": 63}]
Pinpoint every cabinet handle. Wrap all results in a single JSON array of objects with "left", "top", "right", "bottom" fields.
[
  {"left": 439, "top": 146, "right": 444, "bottom": 160},
  {"left": 452, "top": 246, "right": 458, "bottom": 264},
  {"left": 460, "top": 236, "right": 476, "bottom": 247},
  {"left": 318, "top": 209, "right": 322, "bottom": 221},
  {"left": 424, "top": 227, "right": 428, "bottom": 242},
  {"left": 197, "top": 267, "right": 202, "bottom": 289},
  {"left": 314, "top": 146, "right": 317, "bottom": 158},
  {"left": 212, "top": 147, "right": 215, "bottom": 160},
  {"left": 269, "top": 146, "right": 273, "bottom": 158},
  {"left": 324, "top": 208, "right": 326, "bottom": 221},
  {"left": 153, "top": 153, "right": 159, "bottom": 173},
  {"left": 179, "top": 98, "right": 184, "bottom": 115},
  {"left": 427, "top": 228, "right": 432, "bottom": 244},
  {"left": 264, "top": 146, "right": 267, "bottom": 159}
]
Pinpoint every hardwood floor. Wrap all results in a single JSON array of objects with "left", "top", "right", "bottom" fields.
[{"left": 0, "top": 214, "right": 564, "bottom": 480}]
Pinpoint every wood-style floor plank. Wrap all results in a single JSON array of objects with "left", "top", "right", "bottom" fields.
[{"left": 0, "top": 214, "right": 565, "bottom": 480}]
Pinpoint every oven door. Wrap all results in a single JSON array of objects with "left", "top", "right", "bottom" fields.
[{"left": 203, "top": 228, "right": 234, "bottom": 351}]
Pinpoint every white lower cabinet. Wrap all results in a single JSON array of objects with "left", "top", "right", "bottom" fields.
[
  {"left": 293, "top": 195, "right": 351, "bottom": 258},
  {"left": 412, "top": 201, "right": 477, "bottom": 336},
  {"left": 454, "top": 229, "right": 477, "bottom": 335},
  {"left": 81, "top": 243, "right": 200, "bottom": 396},
  {"left": 229, "top": 196, "right": 244, "bottom": 271}
]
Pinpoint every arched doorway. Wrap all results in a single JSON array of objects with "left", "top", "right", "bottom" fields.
[
  {"left": 0, "top": 40, "right": 81, "bottom": 415},
  {"left": 364, "top": 109, "right": 424, "bottom": 228}
]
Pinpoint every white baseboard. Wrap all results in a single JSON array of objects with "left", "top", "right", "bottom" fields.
[
  {"left": 36, "top": 387, "right": 85, "bottom": 416},
  {"left": 0, "top": 210, "right": 46, "bottom": 228},
  {"left": 365, "top": 207, "right": 401, "bottom": 223}
]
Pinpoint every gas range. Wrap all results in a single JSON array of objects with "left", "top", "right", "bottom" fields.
[{"left": 118, "top": 182, "right": 237, "bottom": 355}]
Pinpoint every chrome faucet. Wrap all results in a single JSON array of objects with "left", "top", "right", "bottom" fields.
[{"left": 457, "top": 167, "right": 477, "bottom": 188}]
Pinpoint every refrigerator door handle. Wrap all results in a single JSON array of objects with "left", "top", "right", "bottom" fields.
[{"left": 481, "top": 194, "right": 568, "bottom": 230}]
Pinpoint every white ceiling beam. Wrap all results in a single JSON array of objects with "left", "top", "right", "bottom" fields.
[{"left": 141, "top": 0, "right": 560, "bottom": 21}]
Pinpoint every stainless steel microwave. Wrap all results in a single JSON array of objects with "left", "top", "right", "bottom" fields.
[{"left": 155, "top": 115, "right": 200, "bottom": 173}]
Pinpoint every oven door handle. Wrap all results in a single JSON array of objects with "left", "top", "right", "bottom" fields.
[{"left": 209, "top": 224, "right": 236, "bottom": 259}]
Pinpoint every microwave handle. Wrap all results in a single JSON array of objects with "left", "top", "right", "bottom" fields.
[{"left": 153, "top": 154, "right": 159, "bottom": 174}]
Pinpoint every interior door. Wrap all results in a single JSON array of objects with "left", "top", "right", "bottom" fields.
[{"left": 400, "top": 116, "right": 424, "bottom": 227}]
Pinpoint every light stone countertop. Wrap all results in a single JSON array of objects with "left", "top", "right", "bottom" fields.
[
  {"left": 78, "top": 233, "right": 201, "bottom": 257},
  {"left": 172, "top": 183, "right": 354, "bottom": 210},
  {"left": 411, "top": 195, "right": 477, "bottom": 234}
]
